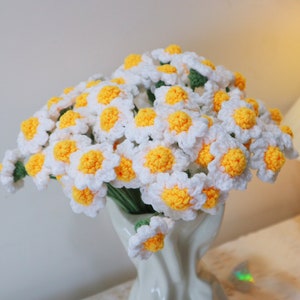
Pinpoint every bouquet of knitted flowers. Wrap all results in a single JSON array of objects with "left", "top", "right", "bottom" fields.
[{"left": 0, "top": 44, "right": 297, "bottom": 259}]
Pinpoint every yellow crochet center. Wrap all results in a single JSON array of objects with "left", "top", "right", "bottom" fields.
[
  {"left": 213, "top": 91, "right": 229, "bottom": 112},
  {"left": 97, "top": 86, "right": 121, "bottom": 105},
  {"left": 234, "top": 72, "right": 246, "bottom": 91},
  {"left": 245, "top": 98, "right": 259, "bottom": 116},
  {"left": 47, "top": 96, "right": 62, "bottom": 110},
  {"left": 111, "top": 77, "right": 126, "bottom": 85},
  {"left": 78, "top": 150, "right": 104, "bottom": 174},
  {"left": 134, "top": 108, "right": 156, "bottom": 127},
  {"left": 164, "top": 44, "right": 182, "bottom": 55},
  {"left": 114, "top": 156, "right": 136, "bottom": 182},
  {"left": 233, "top": 107, "right": 256, "bottom": 129},
  {"left": 168, "top": 111, "right": 192, "bottom": 134},
  {"left": 100, "top": 106, "right": 119, "bottom": 132},
  {"left": 281, "top": 125, "right": 294, "bottom": 138},
  {"left": 269, "top": 108, "right": 283, "bottom": 125},
  {"left": 124, "top": 54, "right": 142, "bottom": 70},
  {"left": 143, "top": 233, "right": 165, "bottom": 252},
  {"left": 196, "top": 144, "right": 214, "bottom": 167},
  {"left": 144, "top": 146, "right": 174, "bottom": 173},
  {"left": 165, "top": 86, "right": 188, "bottom": 105},
  {"left": 63, "top": 87, "right": 74, "bottom": 94},
  {"left": 86, "top": 79, "right": 101, "bottom": 88},
  {"left": 21, "top": 117, "right": 39, "bottom": 141},
  {"left": 264, "top": 146, "right": 285, "bottom": 172},
  {"left": 0, "top": 163, "right": 2, "bottom": 172},
  {"left": 161, "top": 185, "right": 192, "bottom": 210},
  {"left": 25, "top": 153, "right": 45, "bottom": 176},
  {"left": 72, "top": 186, "right": 94, "bottom": 206},
  {"left": 202, "top": 187, "right": 220, "bottom": 209},
  {"left": 202, "top": 115, "right": 214, "bottom": 127},
  {"left": 202, "top": 59, "right": 216, "bottom": 70},
  {"left": 74, "top": 93, "right": 89, "bottom": 108},
  {"left": 59, "top": 111, "right": 82, "bottom": 129},
  {"left": 156, "top": 64, "right": 177, "bottom": 74},
  {"left": 221, "top": 148, "right": 247, "bottom": 177},
  {"left": 53, "top": 140, "right": 78, "bottom": 163}
]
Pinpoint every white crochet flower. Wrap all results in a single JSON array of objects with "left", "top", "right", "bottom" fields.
[
  {"left": 128, "top": 215, "right": 174, "bottom": 260},
  {"left": 142, "top": 171, "right": 206, "bottom": 221},
  {"left": 17, "top": 110, "right": 55, "bottom": 156},
  {"left": 151, "top": 44, "right": 183, "bottom": 63}
]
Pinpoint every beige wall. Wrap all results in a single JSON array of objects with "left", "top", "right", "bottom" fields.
[{"left": 0, "top": 1, "right": 300, "bottom": 299}]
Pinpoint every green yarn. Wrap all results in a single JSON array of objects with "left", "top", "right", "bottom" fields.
[
  {"left": 188, "top": 69, "right": 208, "bottom": 91},
  {"left": 134, "top": 218, "right": 150, "bottom": 232},
  {"left": 147, "top": 89, "right": 156, "bottom": 103},
  {"left": 13, "top": 161, "right": 28, "bottom": 182},
  {"left": 58, "top": 106, "right": 73, "bottom": 121},
  {"left": 155, "top": 80, "right": 166, "bottom": 89}
]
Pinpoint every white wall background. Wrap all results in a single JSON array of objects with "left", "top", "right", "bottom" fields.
[{"left": 0, "top": 1, "right": 300, "bottom": 299}]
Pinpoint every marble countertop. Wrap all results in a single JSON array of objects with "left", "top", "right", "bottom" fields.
[{"left": 83, "top": 214, "right": 300, "bottom": 300}]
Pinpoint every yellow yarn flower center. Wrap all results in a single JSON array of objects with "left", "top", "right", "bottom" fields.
[
  {"left": 156, "top": 64, "right": 177, "bottom": 74},
  {"left": 164, "top": 44, "right": 182, "bottom": 55},
  {"left": 135, "top": 108, "right": 156, "bottom": 127},
  {"left": 168, "top": 111, "right": 192, "bottom": 134},
  {"left": 196, "top": 144, "right": 214, "bottom": 167},
  {"left": 124, "top": 54, "right": 142, "bottom": 70},
  {"left": 100, "top": 106, "right": 119, "bottom": 132},
  {"left": 165, "top": 86, "right": 188, "bottom": 105},
  {"left": 202, "top": 187, "right": 220, "bottom": 209},
  {"left": 59, "top": 111, "right": 82, "bottom": 129},
  {"left": 47, "top": 96, "right": 62, "bottom": 110},
  {"left": 144, "top": 146, "right": 174, "bottom": 173},
  {"left": 53, "top": 140, "right": 78, "bottom": 163},
  {"left": 245, "top": 98, "right": 259, "bottom": 116},
  {"left": 161, "top": 185, "right": 192, "bottom": 210},
  {"left": 269, "top": 108, "right": 283, "bottom": 125},
  {"left": 97, "top": 86, "right": 121, "bottom": 105},
  {"left": 213, "top": 91, "right": 229, "bottom": 112},
  {"left": 25, "top": 153, "right": 45, "bottom": 176},
  {"left": 86, "top": 79, "right": 101, "bottom": 88},
  {"left": 264, "top": 146, "right": 285, "bottom": 172},
  {"left": 78, "top": 150, "right": 104, "bottom": 174},
  {"left": 114, "top": 156, "right": 136, "bottom": 182},
  {"left": 72, "top": 186, "right": 94, "bottom": 206},
  {"left": 281, "top": 125, "right": 294, "bottom": 138},
  {"left": 221, "top": 148, "right": 247, "bottom": 177},
  {"left": 233, "top": 107, "right": 256, "bottom": 129},
  {"left": 234, "top": 72, "right": 246, "bottom": 90},
  {"left": 74, "top": 93, "right": 88, "bottom": 108},
  {"left": 111, "top": 77, "right": 126, "bottom": 84},
  {"left": 63, "top": 87, "right": 74, "bottom": 94},
  {"left": 21, "top": 117, "right": 40, "bottom": 140},
  {"left": 202, "top": 59, "right": 216, "bottom": 70},
  {"left": 143, "top": 233, "right": 165, "bottom": 252}
]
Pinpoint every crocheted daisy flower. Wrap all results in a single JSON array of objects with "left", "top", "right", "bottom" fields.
[
  {"left": 133, "top": 141, "right": 189, "bottom": 184},
  {"left": 151, "top": 44, "right": 183, "bottom": 64},
  {"left": 45, "top": 134, "right": 92, "bottom": 176},
  {"left": 153, "top": 85, "right": 200, "bottom": 110},
  {"left": 142, "top": 171, "right": 206, "bottom": 221},
  {"left": 128, "top": 215, "right": 174, "bottom": 260},
  {"left": 93, "top": 101, "right": 134, "bottom": 143},
  {"left": 24, "top": 150, "right": 51, "bottom": 191},
  {"left": 218, "top": 98, "right": 261, "bottom": 143},
  {"left": 68, "top": 143, "right": 119, "bottom": 190},
  {"left": 87, "top": 81, "right": 135, "bottom": 111},
  {"left": 250, "top": 132, "right": 287, "bottom": 183},
  {"left": 125, "top": 107, "right": 164, "bottom": 144},
  {"left": 110, "top": 140, "right": 141, "bottom": 189},
  {"left": 160, "top": 108, "right": 208, "bottom": 151},
  {"left": 61, "top": 176, "right": 107, "bottom": 218},
  {"left": 17, "top": 110, "right": 55, "bottom": 156},
  {"left": 0, "top": 149, "right": 25, "bottom": 193},
  {"left": 147, "top": 63, "right": 179, "bottom": 86},
  {"left": 208, "top": 136, "right": 252, "bottom": 191}
]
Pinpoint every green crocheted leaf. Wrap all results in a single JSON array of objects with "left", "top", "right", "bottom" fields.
[
  {"left": 13, "top": 161, "right": 28, "bottom": 182},
  {"left": 188, "top": 68, "right": 208, "bottom": 91}
]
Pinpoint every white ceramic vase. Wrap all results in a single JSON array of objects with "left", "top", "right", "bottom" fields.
[{"left": 106, "top": 198, "right": 227, "bottom": 300}]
